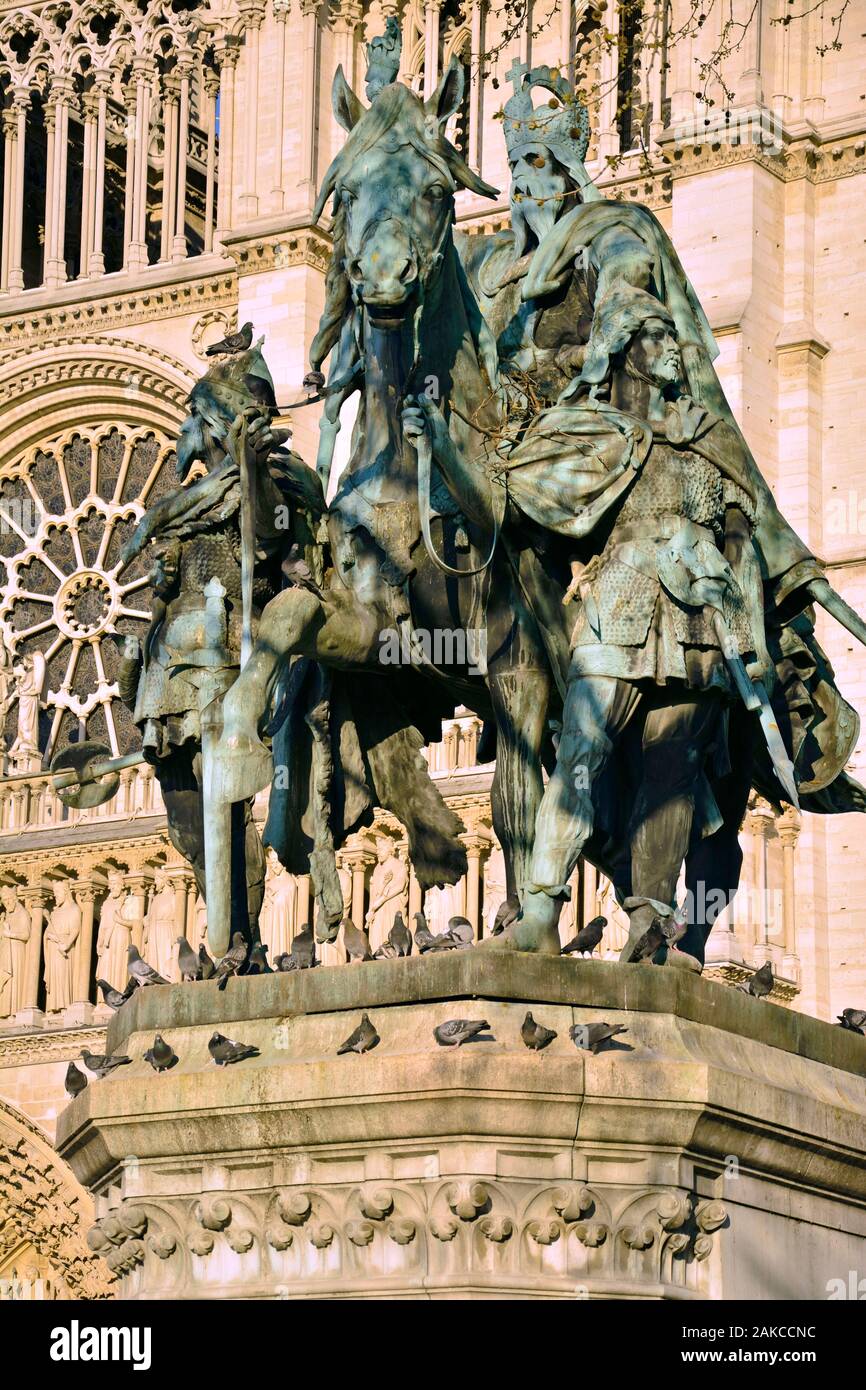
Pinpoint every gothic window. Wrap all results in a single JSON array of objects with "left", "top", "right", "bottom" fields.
[{"left": 0, "top": 425, "right": 177, "bottom": 765}]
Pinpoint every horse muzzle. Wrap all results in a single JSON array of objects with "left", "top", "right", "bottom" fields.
[{"left": 346, "top": 220, "right": 420, "bottom": 315}]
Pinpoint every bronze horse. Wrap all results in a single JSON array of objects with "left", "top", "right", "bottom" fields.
[{"left": 209, "top": 63, "right": 562, "bottom": 953}]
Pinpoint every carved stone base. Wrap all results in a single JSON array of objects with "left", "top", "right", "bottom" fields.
[{"left": 57, "top": 956, "right": 866, "bottom": 1300}]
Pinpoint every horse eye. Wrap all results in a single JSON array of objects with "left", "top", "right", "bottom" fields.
[
  {"left": 425, "top": 183, "right": 448, "bottom": 201},
  {"left": 340, "top": 187, "right": 356, "bottom": 206}
]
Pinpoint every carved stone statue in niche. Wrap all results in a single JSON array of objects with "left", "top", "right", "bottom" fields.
[
  {"left": 8, "top": 650, "right": 45, "bottom": 770},
  {"left": 142, "top": 867, "right": 177, "bottom": 983},
  {"left": 365, "top": 836, "right": 408, "bottom": 953},
  {"left": 0, "top": 883, "right": 30, "bottom": 1017},
  {"left": 259, "top": 851, "right": 296, "bottom": 960},
  {"left": 95, "top": 871, "right": 136, "bottom": 994},
  {"left": 43, "top": 881, "right": 81, "bottom": 1013}
]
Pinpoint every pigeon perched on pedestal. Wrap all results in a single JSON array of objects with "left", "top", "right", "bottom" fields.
[
  {"left": 521, "top": 1012, "right": 557, "bottom": 1051},
  {"left": 433, "top": 1019, "right": 491, "bottom": 1047},
  {"left": 837, "top": 1008, "right": 866, "bottom": 1033},
  {"left": 198, "top": 944, "right": 216, "bottom": 981},
  {"left": 205, "top": 321, "right": 253, "bottom": 356},
  {"left": 569, "top": 1021, "right": 629, "bottom": 1055},
  {"left": 740, "top": 961, "right": 774, "bottom": 998},
  {"left": 176, "top": 935, "right": 201, "bottom": 982},
  {"left": 208, "top": 1032, "right": 260, "bottom": 1065},
  {"left": 96, "top": 978, "right": 136, "bottom": 1010},
  {"left": 143, "top": 1035, "right": 178, "bottom": 1072},
  {"left": 337, "top": 1013, "right": 380, "bottom": 1055},
  {"left": 413, "top": 912, "right": 437, "bottom": 953},
  {"left": 127, "top": 944, "right": 168, "bottom": 987},
  {"left": 561, "top": 915, "right": 607, "bottom": 957},
  {"left": 80, "top": 1048, "right": 132, "bottom": 1079},
  {"left": 214, "top": 932, "right": 248, "bottom": 990},
  {"left": 342, "top": 918, "right": 372, "bottom": 963},
  {"left": 389, "top": 912, "right": 413, "bottom": 957},
  {"left": 65, "top": 1061, "right": 88, "bottom": 1098},
  {"left": 247, "top": 943, "right": 273, "bottom": 975}
]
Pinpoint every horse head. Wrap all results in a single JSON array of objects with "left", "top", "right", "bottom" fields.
[{"left": 313, "top": 60, "right": 497, "bottom": 325}]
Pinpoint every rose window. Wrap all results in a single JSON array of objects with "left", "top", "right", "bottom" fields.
[{"left": 0, "top": 426, "right": 178, "bottom": 762}]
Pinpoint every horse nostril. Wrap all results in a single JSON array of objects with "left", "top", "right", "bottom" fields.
[
  {"left": 398, "top": 257, "right": 416, "bottom": 284},
  {"left": 348, "top": 258, "right": 363, "bottom": 282}
]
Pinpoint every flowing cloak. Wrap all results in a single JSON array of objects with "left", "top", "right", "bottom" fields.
[{"left": 504, "top": 197, "right": 865, "bottom": 816}]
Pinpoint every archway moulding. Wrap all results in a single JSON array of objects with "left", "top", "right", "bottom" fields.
[
  {"left": 0, "top": 337, "right": 194, "bottom": 468},
  {"left": 0, "top": 1095, "right": 114, "bottom": 1298}
]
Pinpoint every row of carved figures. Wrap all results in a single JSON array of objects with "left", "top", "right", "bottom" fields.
[{"left": 0, "top": 828, "right": 607, "bottom": 1024}]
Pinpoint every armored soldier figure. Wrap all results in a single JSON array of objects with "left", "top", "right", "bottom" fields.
[{"left": 118, "top": 343, "right": 325, "bottom": 939}]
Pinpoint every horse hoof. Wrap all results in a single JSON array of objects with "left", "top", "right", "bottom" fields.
[{"left": 210, "top": 734, "right": 273, "bottom": 803}]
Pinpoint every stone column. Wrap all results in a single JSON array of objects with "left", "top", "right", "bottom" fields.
[
  {"left": 16, "top": 885, "right": 48, "bottom": 1026},
  {"left": 777, "top": 807, "right": 801, "bottom": 959},
  {"left": 559, "top": 0, "right": 572, "bottom": 72},
  {"left": 297, "top": 0, "right": 321, "bottom": 209},
  {"left": 78, "top": 90, "right": 98, "bottom": 277},
  {"left": 329, "top": 0, "right": 361, "bottom": 156},
  {"left": 581, "top": 858, "right": 598, "bottom": 931},
  {"left": 159, "top": 77, "right": 179, "bottom": 263},
  {"left": 342, "top": 842, "right": 373, "bottom": 925},
  {"left": 171, "top": 57, "right": 192, "bottom": 261},
  {"left": 746, "top": 800, "right": 775, "bottom": 953},
  {"left": 4, "top": 88, "right": 28, "bottom": 292},
  {"left": 408, "top": 865, "right": 422, "bottom": 921},
  {"left": 44, "top": 78, "right": 73, "bottom": 288},
  {"left": 423, "top": 0, "right": 443, "bottom": 99},
  {"left": 127, "top": 59, "right": 153, "bottom": 270},
  {"left": 121, "top": 79, "right": 136, "bottom": 267},
  {"left": 70, "top": 882, "right": 97, "bottom": 1022},
  {"left": 270, "top": 0, "right": 290, "bottom": 209},
  {"left": 462, "top": 831, "right": 490, "bottom": 939},
  {"left": 88, "top": 74, "right": 110, "bottom": 276},
  {"left": 214, "top": 38, "right": 240, "bottom": 239},
  {"left": 468, "top": 0, "right": 483, "bottom": 169},
  {"left": 203, "top": 71, "right": 219, "bottom": 253},
  {"left": 238, "top": 1, "right": 266, "bottom": 220}
]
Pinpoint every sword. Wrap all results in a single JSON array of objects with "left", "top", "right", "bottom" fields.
[{"left": 712, "top": 611, "right": 800, "bottom": 808}]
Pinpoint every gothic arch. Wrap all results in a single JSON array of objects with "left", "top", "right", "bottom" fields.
[{"left": 0, "top": 1095, "right": 113, "bottom": 1297}]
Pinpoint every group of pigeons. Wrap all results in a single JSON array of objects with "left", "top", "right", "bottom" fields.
[{"left": 65, "top": 1030, "right": 260, "bottom": 1098}]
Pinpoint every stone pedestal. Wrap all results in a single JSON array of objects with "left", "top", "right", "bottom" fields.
[{"left": 57, "top": 956, "right": 866, "bottom": 1300}]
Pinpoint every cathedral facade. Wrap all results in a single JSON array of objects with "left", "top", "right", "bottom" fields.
[{"left": 0, "top": 0, "right": 864, "bottom": 1297}]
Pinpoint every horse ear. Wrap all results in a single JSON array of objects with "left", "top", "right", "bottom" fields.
[
  {"left": 425, "top": 56, "right": 464, "bottom": 126},
  {"left": 332, "top": 65, "right": 365, "bottom": 132}
]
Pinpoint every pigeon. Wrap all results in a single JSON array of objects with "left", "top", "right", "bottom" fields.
[
  {"left": 742, "top": 961, "right": 774, "bottom": 998},
  {"left": 492, "top": 898, "right": 518, "bottom": 935},
  {"left": 337, "top": 1013, "right": 380, "bottom": 1055},
  {"left": 176, "top": 935, "right": 201, "bottom": 982},
  {"left": 208, "top": 1031, "right": 260, "bottom": 1066},
  {"left": 143, "top": 1035, "right": 178, "bottom": 1072},
  {"left": 373, "top": 939, "right": 399, "bottom": 960},
  {"left": 198, "top": 943, "right": 216, "bottom": 980},
  {"left": 302, "top": 369, "right": 326, "bottom": 392},
  {"left": 413, "top": 911, "right": 437, "bottom": 953},
  {"left": 80, "top": 1048, "right": 132, "bottom": 1079},
  {"left": 288, "top": 923, "right": 316, "bottom": 970},
  {"left": 247, "top": 943, "right": 273, "bottom": 975},
  {"left": 96, "top": 977, "right": 136, "bottom": 1010},
  {"left": 205, "top": 321, "right": 253, "bottom": 356},
  {"left": 214, "top": 932, "right": 248, "bottom": 990},
  {"left": 561, "top": 915, "right": 607, "bottom": 957},
  {"left": 342, "top": 918, "right": 372, "bottom": 963},
  {"left": 521, "top": 1012, "right": 557, "bottom": 1051},
  {"left": 65, "top": 1061, "right": 88, "bottom": 1098},
  {"left": 274, "top": 952, "right": 295, "bottom": 972},
  {"left": 433, "top": 1019, "right": 491, "bottom": 1047},
  {"left": 389, "top": 912, "right": 412, "bottom": 957},
  {"left": 837, "top": 1008, "right": 866, "bottom": 1033},
  {"left": 127, "top": 944, "right": 168, "bottom": 987},
  {"left": 569, "top": 1021, "right": 629, "bottom": 1054},
  {"left": 445, "top": 916, "right": 474, "bottom": 947}
]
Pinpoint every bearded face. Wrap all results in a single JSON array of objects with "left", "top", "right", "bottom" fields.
[{"left": 509, "top": 146, "right": 573, "bottom": 256}]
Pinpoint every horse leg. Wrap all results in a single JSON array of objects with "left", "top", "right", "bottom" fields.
[
  {"left": 485, "top": 588, "right": 552, "bottom": 929},
  {"left": 488, "top": 665, "right": 550, "bottom": 925}
]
